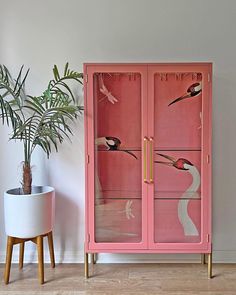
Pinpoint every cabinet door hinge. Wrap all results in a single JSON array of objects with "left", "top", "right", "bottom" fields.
[
  {"left": 208, "top": 73, "right": 211, "bottom": 82},
  {"left": 84, "top": 74, "right": 88, "bottom": 83},
  {"left": 207, "top": 155, "right": 210, "bottom": 164},
  {"left": 86, "top": 155, "right": 90, "bottom": 164},
  {"left": 87, "top": 234, "right": 90, "bottom": 243}
]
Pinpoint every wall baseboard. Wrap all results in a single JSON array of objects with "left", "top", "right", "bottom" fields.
[{"left": 0, "top": 250, "right": 235, "bottom": 264}]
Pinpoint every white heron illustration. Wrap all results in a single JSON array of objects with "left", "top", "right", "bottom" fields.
[{"left": 155, "top": 153, "right": 200, "bottom": 236}]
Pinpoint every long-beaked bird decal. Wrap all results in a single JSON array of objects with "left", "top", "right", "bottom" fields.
[
  {"left": 168, "top": 82, "right": 202, "bottom": 106},
  {"left": 95, "top": 136, "right": 138, "bottom": 159}
]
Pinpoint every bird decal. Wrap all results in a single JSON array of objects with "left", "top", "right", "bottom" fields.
[
  {"left": 155, "top": 153, "right": 200, "bottom": 236},
  {"left": 95, "top": 136, "right": 138, "bottom": 159},
  {"left": 168, "top": 82, "right": 202, "bottom": 106}
]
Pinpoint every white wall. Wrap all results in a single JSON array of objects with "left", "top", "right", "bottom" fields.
[{"left": 0, "top": 0, "right": 236, "bottom": 263}]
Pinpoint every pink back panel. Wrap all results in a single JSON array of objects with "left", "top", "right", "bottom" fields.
[
  {"left": 97, "top": 151, "right": 141, "bottom": 195},
  {"left": 95, "top": 73, "right": 141, "bottom": 148},
  {"left": 154, "top": 199, "right": 201, "bottom": 243},
  {"left": 154, "top": 73, "right": 202, "bottom": 149},
  {"left": 95, "top": 199, "right": 142, "bottom": 243}
]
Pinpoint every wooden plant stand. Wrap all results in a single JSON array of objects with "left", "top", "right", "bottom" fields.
[{"left": 4, "top": 231, "right": 55, "bottom": 284}]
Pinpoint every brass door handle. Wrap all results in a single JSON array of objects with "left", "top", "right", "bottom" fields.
[
  {"left": 143, "top": 137, "right": 148, "bottom": 183},
  {"left": 149, "top": 137, "right": 154, "bottom": 183}
]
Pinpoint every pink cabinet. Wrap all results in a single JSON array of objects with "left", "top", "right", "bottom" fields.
[{"left": 84, "top": 63, "right": 212, "bottom": 277}]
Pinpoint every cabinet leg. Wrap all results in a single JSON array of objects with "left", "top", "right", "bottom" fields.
[
  {"left": 19, "top": 242, "right": 25, "bottom": 269},
  {"left": 47, "top": 231, "right": 55, "bottom": 268},
  {"left": 201, "top": 253, "right": 206, "bottom": 264},
  {"left": 91, "top": 253, "right": 97, "bottom": 264},
  {"left": 37, "top": 236, "right": 44, "bottom": 284},
  {"left": 207, "top": 252, "right": 212, "bottom": 279},
  {"left": 4, "top": 236, "right": 14, "bottom": 284},
  {"left": 85, "top": 252, "right": 89, "bottom": 278}
]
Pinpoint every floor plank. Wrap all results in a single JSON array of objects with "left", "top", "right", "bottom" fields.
[{"left": 0, "top": 263, "right": 235, "bottom": 294}]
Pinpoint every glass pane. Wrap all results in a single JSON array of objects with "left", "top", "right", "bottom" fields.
[
  {"left": 95, "top": 199, "right": 142, "bottom": 243},
  {"left": 94, "top": 72, "right": 142, "bottom": 243},
  {"left": 154, "top": 71, "right": 202, "bottom": 244},
  {"left": 154, "top": 72, "right": 202, "bottom": 150},
  {"left": 154, "top": 151, "right": 201, "bottom": 243},
  {"left": 154, "top": 199, "right": 201, "bottom": 243}
]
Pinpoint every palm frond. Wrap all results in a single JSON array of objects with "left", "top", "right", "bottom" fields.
[
  {"left": 1, "top": 62, "right": 83, "bottom": 161},
  {"left": 0, "top": 65, "right": 29, "bottom": 107},
  {"left": 49, "top": 63, "right": 83, "bottom": 102}
]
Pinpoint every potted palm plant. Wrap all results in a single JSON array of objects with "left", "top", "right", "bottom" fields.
[{"left": 0, "top": 63, "right": 83, "bottom": 238}]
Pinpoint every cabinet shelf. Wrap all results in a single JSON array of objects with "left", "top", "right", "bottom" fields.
[
  {"left": 155, "top": 148, "right": 201, "bottom": 152},
  {"left": 98, "top": 190, "right": 141, "bottom": 199},
  {"left": 155, "top": 191, "right": 201, "bottom": 199},
  {"left": 96, "top": 197, "right": 201, "bottom": 200},
  {"left": 95, "top": 190, "right": 201, "bottom": 200},
  {"left": 96, "top": 147, "right": 201, "bottom": 152},
  {"left": 97, "top": 148, "right": 141, "bottom": 151},
  {"left": 96, "top": 197, "right": 141, "bottom": 200}
]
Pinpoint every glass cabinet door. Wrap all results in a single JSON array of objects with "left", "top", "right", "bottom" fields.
[
  {"left": 91, "top": 68, "right": 147, "bottom": 247},
  {"left": 147, "top": 65, "right": 210, "bottom": 248}
]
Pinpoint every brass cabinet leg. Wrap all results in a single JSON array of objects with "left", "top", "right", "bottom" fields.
[
  {"left": 19, "top": 242, "right": 25, "bottom": 269},
  {"left": 85, "top": 252, "right": 89, "bottom": 278},
  {"left": 47, "top": 231, "right": 55, "bottom": 268},
  {"left": 201, "top": 253, "right": 206, "bottom": 264},
  {"left": 208, "top": 252, "right": 212, "bottom": 279},
  {"left": 4, "top": 236, "right": 14, "bottom": 284},
  {"left": 37, "top": 236, "right": 44, "bottom": 284},
  {"left": 91, "top": 253, "right": 97, "bottom": 264}
]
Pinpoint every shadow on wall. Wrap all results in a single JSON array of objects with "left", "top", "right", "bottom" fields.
[
  {"left": 54, "top": 191, "right": 80, "bottom": 263},
  {"left": 45, "top": 115, "right": 85, "bottom": 262}
]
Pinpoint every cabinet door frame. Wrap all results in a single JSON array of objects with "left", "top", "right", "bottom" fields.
[
  {"left": 147, "top": 63, "right": 212, "bottom": 252},
  {"left": 84, "top": 64, "right": 149, "bottom": 251}
]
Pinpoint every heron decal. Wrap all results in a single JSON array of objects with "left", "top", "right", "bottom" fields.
[
  {"left": 155, "top": 153, "right": 200, "bottom": 236},
  {"left": 168, "top": 82, "right": 202, "bottom": 106}
]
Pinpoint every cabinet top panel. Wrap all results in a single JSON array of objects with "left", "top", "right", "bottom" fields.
[
  {"left": 84, "top": 63, "right": 212, "bottom": 75},
  {"left": 84, "top": 62, "right": 212, "bottom": 67}
]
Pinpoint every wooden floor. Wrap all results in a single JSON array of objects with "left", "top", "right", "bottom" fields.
[{"left": 0, "top": 263, "right": 236, "bottom": 294}]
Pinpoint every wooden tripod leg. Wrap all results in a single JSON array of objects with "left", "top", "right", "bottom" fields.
[
  {"left": 47, "top": 231, "right": 55, "bottom": 268},
  {"left": 37, "top": 236, "right": 44, "bottom": 284},
  {"left": 19, "top": 242, "right": 25, "bottom": 269},
  {"left": 4, "top": 236, "right": 14, "bottom": 284}
]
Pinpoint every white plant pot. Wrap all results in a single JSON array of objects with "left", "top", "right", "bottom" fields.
[{"left": 4, "top": 186, "right": 55, "bottom": 238}]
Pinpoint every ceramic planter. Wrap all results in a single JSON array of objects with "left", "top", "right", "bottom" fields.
[{"left": 4, "top": 186, "right": 55, "bottom": 238}]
